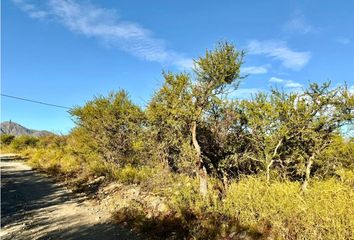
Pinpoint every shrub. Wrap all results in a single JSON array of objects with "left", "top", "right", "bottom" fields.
[
  {"left": 223, "top": 177, "right": 354, "bottom": 239},
  {"left": 111, "top": 165, "right": 158, "bottom": 185},
  {"left": 70, "top": 91, "right": 145, "bottom": 167},
  {"left": 1, "top": 134, "right": 15, "bottom": 145},
  {"left": 38, "top": 134, "right": 67, "bottom": 148},
  {"left": 11, "top": 135, "right": 39, "bottom": 150}
]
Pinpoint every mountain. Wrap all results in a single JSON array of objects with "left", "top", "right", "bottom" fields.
[{"left": 0, "top": 121, "right": 53, "bottom": 137}]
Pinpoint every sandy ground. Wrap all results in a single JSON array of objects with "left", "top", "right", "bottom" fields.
[{"left": 0, "top": 159, "right": 138, "bottom": 240}]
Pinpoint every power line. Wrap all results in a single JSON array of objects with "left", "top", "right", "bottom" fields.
[{"left": 1, "top": 93, "right": 71, "bottom": 110}]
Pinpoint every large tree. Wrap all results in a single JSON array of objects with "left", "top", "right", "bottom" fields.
[
  {"left": 191, "top": 42, "right": 245, "bottom": 196},
  {"left": 294, "top": 83, "right": 353, "bottom": 191},
  {"left": 238, "top": 93, "right": 287, "bottom": 182}
]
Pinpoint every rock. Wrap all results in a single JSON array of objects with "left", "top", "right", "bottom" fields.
[
  {"left": 228, "top": 232, "right": 236, "bottom": 238},
  {"left": 236, "top": 231, "right": 253, "bottom": 240},
  {"left": 87, "top": 176, "right": 105, "bottom": 186}
]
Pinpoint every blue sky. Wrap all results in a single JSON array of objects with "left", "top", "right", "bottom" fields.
[{"left": 1, "top": 0, "right": 354, "bottom": 134}]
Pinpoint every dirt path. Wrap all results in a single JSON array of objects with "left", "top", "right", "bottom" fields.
[{"left": 0, "top": 159, "right": 138, "bottom": 240}]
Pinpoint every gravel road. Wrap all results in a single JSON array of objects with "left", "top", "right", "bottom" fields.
[{"left": 0, "top": 159, "right": 138, "bottom": 240}]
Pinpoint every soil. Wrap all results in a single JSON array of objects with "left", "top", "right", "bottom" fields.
[{"left": 0, "top": 159, "right": 139, "bottom": 240}]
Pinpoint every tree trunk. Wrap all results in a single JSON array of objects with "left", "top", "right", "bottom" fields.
[
  {"left": 266, "top": 160, "right": 273, "bottom": 183},
  {"left": 301, "top": 155, "right": 314, "bottom": 192},
  {"left": 221, "top": 169, "right": 229, "bottom": 190},
  {"left": 191, "top": 121, "right": 208, "bottom": 197}
]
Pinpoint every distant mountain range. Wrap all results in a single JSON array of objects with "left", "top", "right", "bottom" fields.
[{"left": 0, "top": 121, "right": 53, "bottom": 137}]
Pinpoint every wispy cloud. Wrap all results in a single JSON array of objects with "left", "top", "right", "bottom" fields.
[
  {"left": 12, "top": 0, "right": 191, "bottom": 69},
  {"left": 269, "top": 77, "right": 284, "bottom": 83},
  {"left": 284, "top": 81, "right": 302, "bottom": 88},
  {"left": 174, "top": 58, "right": 194, "bottom": 70},
  {"left": 231, "top": 88, "right": 263, "bottom": 99},
  {"left": 12, "top": 0, "right": 49, "bottom": 18},
  {"left": 283, "top": 11, "right": 315, "bottom": 34},
  {"left": 336, "top": 37, "right": 351, "bottom": 45},
  {"left": 241, "top": 65, "right": 269, "bottom": 75},
  {"left": 269, "top": 77, "right": 302, "bottom": 89},
  {"left": 247, "top": 40, "right": 311, "bottom": 70}
]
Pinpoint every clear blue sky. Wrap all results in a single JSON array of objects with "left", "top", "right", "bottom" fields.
[{"left": 2, "top": 0, "right": 354, "bottom": 134}]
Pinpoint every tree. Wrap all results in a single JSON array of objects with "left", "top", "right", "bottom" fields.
[
  {"left": 198, "top": 99, "right": 251, "bottom": 187},
  {"left": 314, "top": 135, "right": 354, "bottom": 177},
  {"left": 70, "top": 90, "right": 145, "bottom": 167},
  {"left": 297, "top": 83, "right": 353, "bottom": 191},
  {"left": 191, "top": 42, "right": 245, "bottom": 196},
  {"left": 268, "top": 83, "right": 353, "bottom": 190},
  {"left": 239, "top": 93, "right": 287, "bottom": 182},
  {"left": 146, "top": 72, "right": 194, "bottom": 171}
]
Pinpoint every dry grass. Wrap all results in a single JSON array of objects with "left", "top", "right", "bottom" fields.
[{"left": 22, "top": 147, "right": 354, "bottom": 239}]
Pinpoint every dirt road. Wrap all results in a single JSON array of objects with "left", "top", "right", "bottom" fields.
[{"left": 0, "top": 159, "right": 138, "bottom": 240}]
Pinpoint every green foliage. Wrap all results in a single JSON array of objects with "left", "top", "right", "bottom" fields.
[
  {"left": 16, "top": 42, "right": 354, "bottom": 240},
  {"left": 192, "top": 41, "right": 245, "bottom": 118},
  {"left": 1, "top": 134, "right": 15, "bottom": 145},
  {"left": 38, "top": 134, "right": 67, "bottom": 149},
  {"left": 212, "top": 83, "right": 354, "bottom": 184},
  {"left": 194, "top": 41, "right": 244, "bottom": 87},
  {"left": 146, "top": 72, "right": 194, "bottom": 171},
  {"left": 113, "top": 165, "right": 159, "bottom": 185},
  {"left": 312, "top": 135, "right": 354, "bottom": 179},
  {"left": 27, "top": 147, "right": 80, "bottom": 174},
  {"left": 70, "top": 90, "right": 145, "bottom": 166},
  {"left": 66, "top": 127, "right": 101, "bottom": 166},
  {"left": 11, "top": 135, "right": 39, "bottom": 150}
]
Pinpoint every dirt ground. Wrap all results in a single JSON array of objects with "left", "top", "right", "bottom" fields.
[{"left": 0, "top": 159, "right": 139, "bottom": 240}]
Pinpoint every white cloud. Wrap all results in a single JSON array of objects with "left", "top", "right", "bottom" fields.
[
  {"left": 284, "top": 11, "right": 314, "bottom": 34},
  {"left": 247, "top": 40, "right": 311, "bottom": 70},
  {"left": 284, "top": 81, "right": 302, "bottom": 88},
  {"left": 241, "top": 65, "right": 268, "bottom": 75},
  {"left": 269, "top": 77, "right": 303, "bottom": 89},
  {"left": 231, "top": 88, "right": 263, "bottom": 99},
  {"left": 175, "top": 58, "right": 194, "bottom": 70},
  {"left": 12, "top": 0, "right": 191, "bottom": 69},
  {"left": 12, "top": 0, "right": 49, "bottom": 19},
  {"left": 269, "top": 77, "right": 284, "bottom": 83},
  {"left": 336, "top": 37, "right": 351, "bottom": 45}
]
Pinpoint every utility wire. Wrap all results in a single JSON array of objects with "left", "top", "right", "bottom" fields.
[{"left": 1, "top": 93, "right": 71, "bottom": 110}]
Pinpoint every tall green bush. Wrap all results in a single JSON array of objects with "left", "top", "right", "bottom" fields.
[{"left": 70, "top": 90, "right": 145, "bottom": 167}]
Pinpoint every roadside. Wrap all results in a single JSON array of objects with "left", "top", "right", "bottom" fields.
[{"left": 0, "top": 158, "right": 139, "bottom": 240}]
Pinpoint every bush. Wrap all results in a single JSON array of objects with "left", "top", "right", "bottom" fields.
[
  {"left": 70, "top": 91, "right": 145, "bottom": 167},
  {"left": 1, "top": 134, "right": 15, "bottom": 145},
  {"left": 223, "top": 177, "right": 354, "bottom": 239},
  {"left": 11, "top": 135, "right": 39, "bottom": 150},
  {"left": 109, "top": 165, "right": 158, "bottom": 185},
  {"left": 38, "top": 134, "right": 67, "bottom": 148}
]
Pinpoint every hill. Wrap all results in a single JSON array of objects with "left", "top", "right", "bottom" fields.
[{"left": 0, "top": 121, "right": 53, "bottom": 137}]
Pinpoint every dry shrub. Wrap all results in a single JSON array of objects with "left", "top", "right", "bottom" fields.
[{"left": 224, "top": 177, "right": 354, "bottom": 239}]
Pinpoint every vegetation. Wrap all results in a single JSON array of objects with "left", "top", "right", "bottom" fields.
[
  {"left": 5, "top": 42, "right": 353, "bottom": 239},
  {"left": 1, "top": 135, "right": 39, "bottom": 151},
  {"left": 1, "top": 134, "right": 15, "bottom": 146}
]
